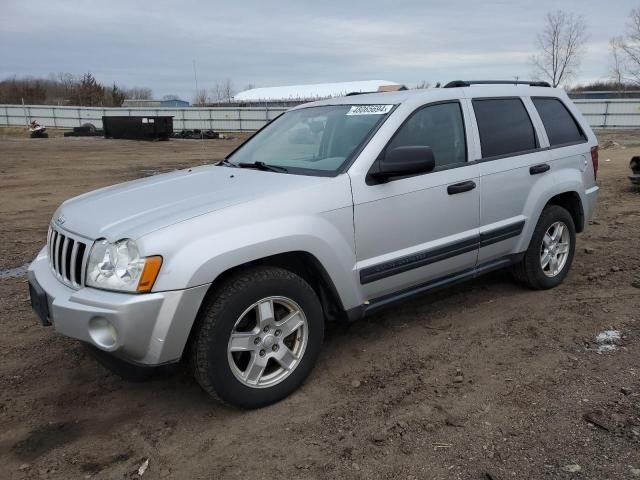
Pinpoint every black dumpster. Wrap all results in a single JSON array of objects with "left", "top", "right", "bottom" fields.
[{"left": 102, "top": 116, "right": 173, "bottom": 140}]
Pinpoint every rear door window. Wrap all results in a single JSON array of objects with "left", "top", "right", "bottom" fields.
[
  {"left": 472, "top": 98, "right": 538, "bottom": 158},
  {"left": 532, "top": 97, "right": 586, "bottom": 146}
]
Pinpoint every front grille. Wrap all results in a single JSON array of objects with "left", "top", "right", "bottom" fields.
[{"left": 47, "top": 226, "right": 89, "bottom": 288}]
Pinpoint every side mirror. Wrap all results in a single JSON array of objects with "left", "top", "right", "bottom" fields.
[{"left": 373, "top": 146, "right": 435, "bottom": 181}]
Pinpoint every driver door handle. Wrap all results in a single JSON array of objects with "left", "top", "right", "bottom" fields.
[
  {"left": 529, "top": 163, "right": 550, "bottom": 175},
  {"left": 447, "top": 180, "right": 476, "bottom": 195}
]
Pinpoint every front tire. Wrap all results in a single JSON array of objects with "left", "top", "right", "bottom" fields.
[
  {"left": 513, "top": 205, "right": 576, "bottom": 290},
  {"left": 190, "top": 267, "right": 324, "bottom": 408}
]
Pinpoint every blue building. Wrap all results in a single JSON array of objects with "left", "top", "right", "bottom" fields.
[
  {"left": 122, "top": 99, "right": 190, "bottom": 108},
  {"left": 159, "top": 99, "right": 190, "bottom": 107}
]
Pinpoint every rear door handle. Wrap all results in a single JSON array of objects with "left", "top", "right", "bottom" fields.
[
  {"left": 447, "top": 180, "right": 476, "bottom": 195},
  {"left": 529, "top": 163, "right": 550, "bottom": 175}
]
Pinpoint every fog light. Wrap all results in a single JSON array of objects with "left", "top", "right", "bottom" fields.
[{"left": 88, "top": 317, "right": 118, "bottom": 349}]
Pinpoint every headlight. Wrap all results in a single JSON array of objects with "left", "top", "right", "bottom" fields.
[{"left": 86, "top": 239, "right": 162, "bottom": 293}]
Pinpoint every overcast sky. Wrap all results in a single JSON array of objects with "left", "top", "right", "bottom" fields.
[{"left": 0, "top": 1, "right": 635, "bottom": 100}]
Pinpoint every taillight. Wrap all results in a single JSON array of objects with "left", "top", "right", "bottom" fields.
[{"left": 590, "top": 145, "right": 599, "bottom": 181}]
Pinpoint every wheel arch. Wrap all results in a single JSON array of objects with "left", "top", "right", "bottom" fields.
[
  {"left": 544, "top": 191, "right": 585, "bottom": 233},
  {"left": 181, "top": 250, "right": 347, "bottom": 364},
  {"left": 517, "top": 186, "right": 586, "bottom": 254},
  {"left": 202, "top": 251, "right": 347, "bottom": 322}
]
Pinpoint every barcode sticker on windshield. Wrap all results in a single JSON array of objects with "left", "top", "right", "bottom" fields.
[{"left": 346, "top": 105, "right": 393, "bottom": 115}]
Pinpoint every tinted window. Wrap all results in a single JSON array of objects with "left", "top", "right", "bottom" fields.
[
  {"left": 473, "top": 98, "right": 537, "bottom": 158},
  {"left": 387, "top": 102, "right": 466, "bottom": 168},
  {"left": 533, "top": 97, "right": 586, "bottom": 146}
]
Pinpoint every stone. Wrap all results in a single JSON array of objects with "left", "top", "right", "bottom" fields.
[
  {"left": 351, "top": 379, "right": 361, "bottom": 388},
  {"left": 584, "top": 247, "right": 596, "bottom": 254},
  {"left": 562, "top": 464, "right": 582, "bottom": 473},
  {"left": 370, "top": 430, "right": 387, "bottom": 443}
]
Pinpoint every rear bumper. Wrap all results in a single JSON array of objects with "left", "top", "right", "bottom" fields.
[
  {"left": 28, "top": 248, "right": 209, "bottom": 365},
  {"left": 584, "top": 185, "right": 599, "bottom": 222}
]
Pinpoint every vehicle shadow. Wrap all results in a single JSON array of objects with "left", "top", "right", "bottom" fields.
[
  {"left": 46, "top": 268, "right": 521, "bottom": 419},
  {"left": 325, "top": 268, "right": 520, "bottom": 342}
]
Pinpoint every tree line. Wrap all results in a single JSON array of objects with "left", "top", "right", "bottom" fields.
[{"left": 0, "top": 72, "right": 155, "bottom": 106}]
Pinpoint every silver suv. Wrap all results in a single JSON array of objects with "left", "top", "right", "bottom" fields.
[{"left": 28, "top": 80, "right": 599, "bottom": 408}]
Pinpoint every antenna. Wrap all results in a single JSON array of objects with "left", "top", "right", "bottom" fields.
[{"left": 193, "top": 59, "right": 199, "bottom": 100}]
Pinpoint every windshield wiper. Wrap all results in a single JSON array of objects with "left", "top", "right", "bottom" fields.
[
  {"left": 218, "top": 159, "right": 238, "bottom": 168},
  {"left": 237, "top": 161, "right": 288, "bottom": 173}
]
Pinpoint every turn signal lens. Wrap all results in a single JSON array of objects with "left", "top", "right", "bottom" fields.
[{"left": 137, "top": 256, "right": 163, "bottom": 293}]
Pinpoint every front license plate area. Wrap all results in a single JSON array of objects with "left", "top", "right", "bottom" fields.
[{"left": 29, "top": 279, "right": 51, "bottom": 326}]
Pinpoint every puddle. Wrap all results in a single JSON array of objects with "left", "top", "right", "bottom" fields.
[
  {"left": 0, "top": 263, "right": 29, "bottom": 280},
  {"left": 594, "top": 330, "right": 622, "bottom": 353}
]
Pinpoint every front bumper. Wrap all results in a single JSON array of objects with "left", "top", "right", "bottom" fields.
[{"left": 28, "top": 248, "right": 209, "bottom": 365}]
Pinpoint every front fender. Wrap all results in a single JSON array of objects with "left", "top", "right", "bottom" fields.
[{"left": 139, "top": 207, "right": 362, "bottom": 310}]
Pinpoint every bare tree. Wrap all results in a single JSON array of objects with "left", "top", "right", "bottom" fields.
[
  {"left": 68, "top": 73, "right": 105, "bottom": 106},
  {"left": 614, "top": 8, "right": 640, "bottom": 85},
  {"left": 531, "top": 10, "right": 588, "bottom": 87},
  {"left": 209, "top": 83, "right": 223, "bottom": 103},
  {"left": 207, "top": 79, "right": 235, "bottom": 103},
  {"left": 108, "top": 83, "right": 126, "bottom": 107},
  {"left": 123, "top": 87, "right": 153, "bottom": 100},
  {"left": 192, "top": 88, "right": 209, "bottom": 106},
  {"left": 220, "top": 79, "right": 235, "bottom": 102},
  {"left": 610, "top": 37, "right": 626, "bottom": 86}
]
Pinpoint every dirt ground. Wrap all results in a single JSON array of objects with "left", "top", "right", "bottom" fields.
[{"left": 0, "top": 130, "right": 639, "bottom": 480}]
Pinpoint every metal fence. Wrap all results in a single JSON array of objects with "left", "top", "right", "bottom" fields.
[
  {"left": 0, "top": 105, "right": 287, "bottom": 132},
  {"left": 1, "top": 99, "right": 640, "bottom": 131},
  {"left": 573, "top": 99, "right": 640, "bottom": 128}
]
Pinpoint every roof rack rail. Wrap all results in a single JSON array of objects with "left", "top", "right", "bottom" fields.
[
  {"left": 443, "top": 80, "right": 551, "bottom": 88},
  {"left": 345, "top": 91, "right": 376, "bottom": 96}
]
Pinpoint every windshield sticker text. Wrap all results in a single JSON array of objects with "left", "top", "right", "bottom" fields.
[{"left": 346, "top": 105, "right": 393, "bottom": 115}]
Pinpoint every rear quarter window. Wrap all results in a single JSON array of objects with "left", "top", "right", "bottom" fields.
[
  {"left": 472, "top": 98, "right": 538, "bottom": 158},
  {"left": 532, "top": 97, "right": 586, "bottom": 147}
]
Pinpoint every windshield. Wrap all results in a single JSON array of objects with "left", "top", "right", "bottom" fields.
[{"left": 226, "top": 104, "right": 394, "bottom": 174}]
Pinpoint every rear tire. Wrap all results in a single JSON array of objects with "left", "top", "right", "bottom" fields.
[
  {"left": 513, "top": 205, "right": 576, "bottom": 290},
  {"left": 190, "top": 266, "right": 324, "bottom": 408}
]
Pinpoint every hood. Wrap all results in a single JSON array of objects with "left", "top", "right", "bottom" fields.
[{"left": 54, "top": 165, "right": 327, "bottom": 240}]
